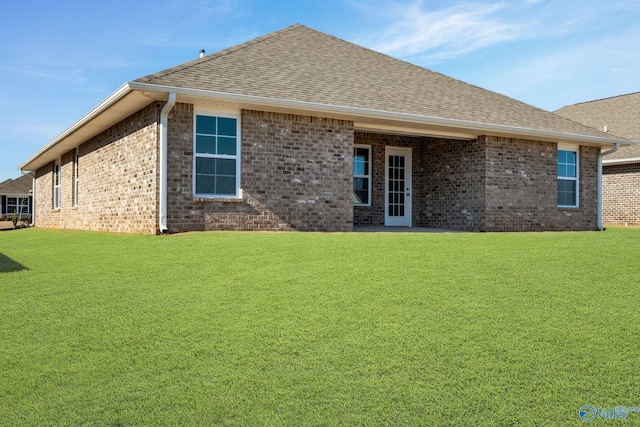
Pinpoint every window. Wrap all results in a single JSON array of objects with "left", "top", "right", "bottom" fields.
[
  {"left": 73, "top": 149, "right": 79, "bottom": 206},
  {"left": 558, "top": 148, "right": 578, "bottom": 207},
  {"left": 353, "top": 145, "right": 371, "bottom": 206},
  {"left": 53, "top": 162, "right": 61, "bottom": 209},
  {"left": 6, "top": 197, "right": 29, "bottom": 214},
  {"left": 194, "top": 113, "right": 240, "bottom": 197}
]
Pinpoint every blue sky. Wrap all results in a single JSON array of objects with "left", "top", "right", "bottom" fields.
[{"left": 1, "top": 0, "right": 639, "bottom": 182}]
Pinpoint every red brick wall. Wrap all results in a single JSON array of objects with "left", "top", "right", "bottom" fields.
[
  {"left": 603, "top": 163, "right": 640, "bottom": 225},
  {"left": 35, "top": 103, "right": 161, "bottom": 233}
]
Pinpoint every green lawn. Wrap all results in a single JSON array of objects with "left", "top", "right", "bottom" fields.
[{"left": 1, "top": 228, "right": 639, "bottom": 426}]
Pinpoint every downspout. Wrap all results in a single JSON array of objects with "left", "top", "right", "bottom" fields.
[
  {"left": 20, "top": 170, "right": 35, "bottom": 227},
  {"left": 597, "top": 143, "right": 620, "bottom": 231},
  {"left": 159, "top": 93, "right": 177, "bottom": 234}
]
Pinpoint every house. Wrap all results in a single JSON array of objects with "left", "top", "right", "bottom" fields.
[
  {"left": 0, "top": 174, "right": 33, "bottom": 218},
  {"left": 18, "top": 24, "right": 631, "bottom": 234},
  {"left": 555, "top": 93, "right": 640, "bottom": 226}
]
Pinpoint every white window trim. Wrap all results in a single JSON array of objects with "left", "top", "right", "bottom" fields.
[
  {"left": 354, "top": 144, "right": 372, "bottom": 207},
  {"left": 6, "top": 197, "right": 29, "bottom": 215},
  {"left": 557, "top": 144, "right": 579, "bottom": 208},
  {"left": 53, "top": 160, "right": 61, "bottom": 210},
  {"left": 193, "top": 110, "right": 242, "bottom": 199},
  {"left": 73, "top": 148, "right": 79, "bottom": 207}
]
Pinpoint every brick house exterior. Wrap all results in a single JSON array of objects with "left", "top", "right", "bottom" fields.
[
  {"left": 0, "top": 174, "right": 33, "bottom": 218},
  {"left": 556, "top": 93, "right": 640, "bottom": 226},
  {"left": 20, "top": 25, "right": 630, "bottom": 234}
]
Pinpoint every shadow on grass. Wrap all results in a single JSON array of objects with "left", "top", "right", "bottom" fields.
[{"left": 0, "top": 253, "right": 29, "bottom": 273}]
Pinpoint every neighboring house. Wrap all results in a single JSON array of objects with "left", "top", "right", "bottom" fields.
[
  {"left": 19, "top": 25, "right": 630, "bottom": 234},
  {"left": 555, "top": 93, "right": 640, "bottom": 226},
  {"left": 0, "top": 174, "right": 33, "bottom": 218}
]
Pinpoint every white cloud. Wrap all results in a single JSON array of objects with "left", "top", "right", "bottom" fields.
[{"left": 352, "top": 1, "right": 532, "bottom": 61}]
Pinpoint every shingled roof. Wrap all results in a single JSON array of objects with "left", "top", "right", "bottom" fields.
[
  {"left": 0, "top": 175, "right": 32, "bottom": 195},
  {"left": 555, "top": 92, "right": 640, "bottom": 163},
  {"left": 20, "top": 24, "right": 630, "bottom": 173},
  {"left": 136, "top": 24, "right": 615, "bottom": 139}
]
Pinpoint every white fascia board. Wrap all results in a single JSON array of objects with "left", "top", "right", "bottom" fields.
[
  {"left": 603, "top": 157, "right": 640, "bottom": 165},
  {"left": 129, "top": 82, "right": 631, "bottom": 147}
]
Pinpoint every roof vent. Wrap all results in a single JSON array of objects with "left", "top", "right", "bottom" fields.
[
  {"left": 603, "top": 125, "right": 608, "bottom": 132},
  {"left": 199, "top": 49, "right": 205, "bottom": 58}
]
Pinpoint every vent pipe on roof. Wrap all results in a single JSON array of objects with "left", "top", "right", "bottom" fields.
[
  {"left": 597, "top": 142, "right": 620, "bottom": 231},
  {"left": 199, "top": 49, "right": 205, "bottom": 58},
  {"left": 604, "top": 125, "right": 608, "bottom": 132}
]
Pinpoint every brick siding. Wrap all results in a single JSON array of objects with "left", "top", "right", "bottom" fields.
[
  {"left": 32, "top": 100, "right": 601, "bottom": 234},
  {"left": 166, "top": 108, "right": 354, "bottom": 232},
  {"left": 353, "top": 132, "right": 421, "bottom": 226},
  {"left": 34, "top": 103, "right": 161, "bottom": 233},
  {"left": 353, "top": 134, "right": 599, "bottom": 231},
  {"left": 602, "top": 163, "right": 640, "bottom": 225}
]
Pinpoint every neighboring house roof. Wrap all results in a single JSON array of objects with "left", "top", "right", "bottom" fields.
[
  {"left": 0, "top": 175, "right": 32, "bottom": 195},
  {"left": 20, "top": 24, "right": 629, "bottom": 172},
  {"left": 555, "top": 92, "right": 640, "bottom": 164}
]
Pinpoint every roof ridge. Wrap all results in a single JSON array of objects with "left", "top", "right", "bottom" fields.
[{"left": 135, "top": 24, "right": 304, "bottom": 83}]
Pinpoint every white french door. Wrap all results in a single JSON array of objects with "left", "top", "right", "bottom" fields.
[{"left": 385, "top": 147, "right": 412, "bottom": 227}]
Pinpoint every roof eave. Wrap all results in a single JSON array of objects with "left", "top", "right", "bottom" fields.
[
  {"left": 603, "top": 156, "right": 640, "bottom": 165},
  {"left": 130, "top": 82, "right": 631, "bottom": 147},
  {"left": 20, "top": 82, "right": 632, "bottom": 173}
]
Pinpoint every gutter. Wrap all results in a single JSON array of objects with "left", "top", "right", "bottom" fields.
[
  {"left": 129, "top": 82, "right": 630, "bottom": 147},
  {"left": 597, "top": 143, "right": 620, "bottom": 230},
  {"left": 158, "top": 92, "right": 176, "bottom": 234},
  {"left": 19, "top": 170, "right": 35, "bottom": 227}
]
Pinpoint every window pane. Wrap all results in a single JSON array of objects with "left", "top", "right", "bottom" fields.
[
  {"left": 196, "top": 175, "right": 216, "bottom": 194},
  {"left": 216, "top": 177, "right": 236, "bottom": 195},
  {"left": 558, "top": 150, "right": 567, "bottom": 164},
  {"left": 196, "top": 135, "right": 217, "bottom": 154},
  {"left": 217, "top": 137, "right": 237, "bottom": 155},
  {"left": 196, "top": 116, "right": 216, "bottom": 135},
  {"left": 353, "top": 177, "right": 368, "bottom": 204},
  {"left": 558, "top": 179, "right": 577, "bottom": 206},
  {"left": 196, "top": 157, "right": 217, "bottom": 175},
  {"left": 216, "top": 158, "right": 236, "bottom": 176},
  {"left": 354, "top": 148, "right": 369, "bottom": 176},
  {"left": 566, "top": 151, "right": 577, "bottom": 164},
  {"left": 558, "top": 164, "right": 567, "bottom": 177},
  {"left": 218, "top": 118, "right": 237, "bottom": 137},
  {"left": 567, "top": 165, "right": 576, "bottom": 178}
]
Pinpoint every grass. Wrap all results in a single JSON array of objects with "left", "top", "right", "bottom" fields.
[{"left": 1, "top": 227, "right": 639, "bottom": 426}]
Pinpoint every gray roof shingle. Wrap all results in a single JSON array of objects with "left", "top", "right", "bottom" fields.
[
  {"left": 136, "top": 24, "right": 612, "bottom": 139},
  {"left": 555, "top": 92, "right": 640, "bottom": 161},
  {"left": 0, "top": 175, "right": 32, "bottom": 195}
]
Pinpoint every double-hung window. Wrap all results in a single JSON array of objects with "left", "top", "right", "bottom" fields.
[
  {"left": 557, "top": 147, "right": 578, "bottom": 207},
  {"left": 353, "top": 145, "right": 371, "bottom": 206},
  {"left": 6, "top": 197, "right": 29, "bottom": 214},
  {"left": 194, "top": 113, "right": 240, "bottom": 198},
  {"left": 53, "top": 162, "right": 61, "bottom": 209}
]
